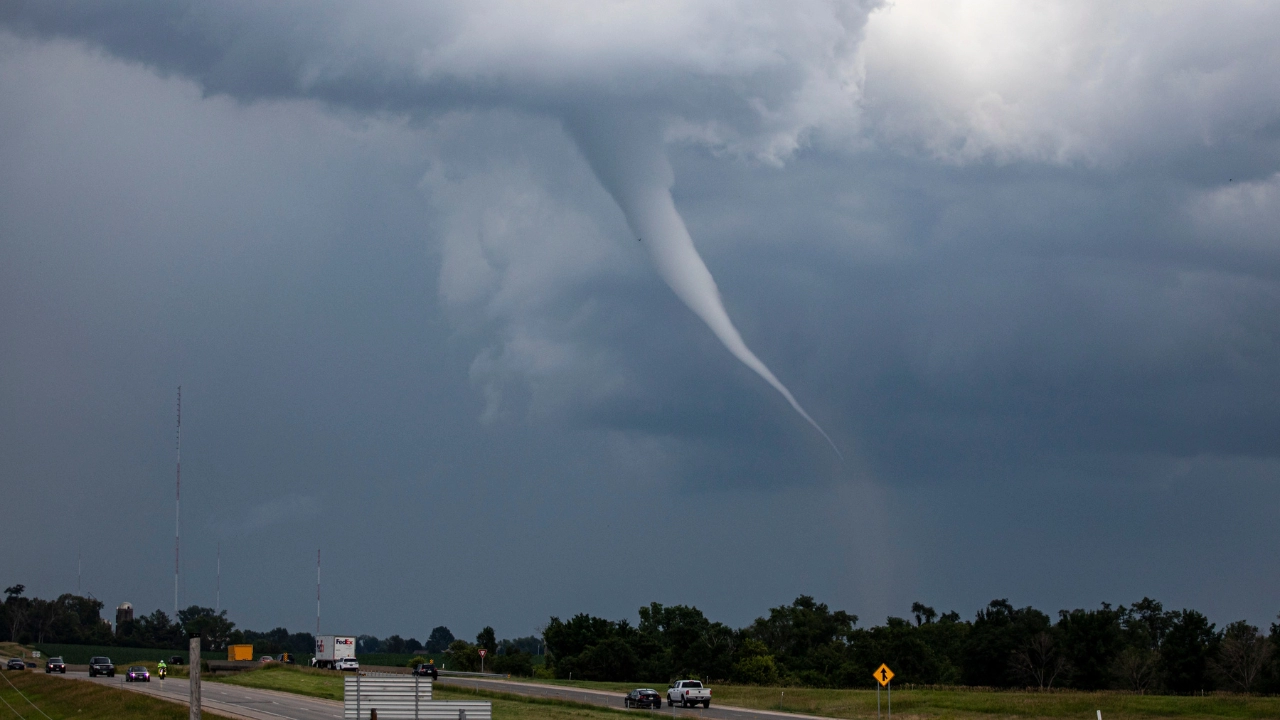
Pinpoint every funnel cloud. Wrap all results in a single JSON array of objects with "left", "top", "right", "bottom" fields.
[{"left": 568, "top": 114, "right": 838, "bottom": 453}]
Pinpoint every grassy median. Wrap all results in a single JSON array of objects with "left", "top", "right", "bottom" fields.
[
  {"left": 208, "top": 665, "right": 1280, "bottom": 720},
  {"left": 505, "top": 677, "right": 1280, "bottom": 720},
  {"left": 0, "top": 669, "right": 235, "bottom": 720}
]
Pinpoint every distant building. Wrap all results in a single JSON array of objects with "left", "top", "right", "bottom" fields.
[{"left": 115, "top": 602, "right": 133, "bottom": 632}]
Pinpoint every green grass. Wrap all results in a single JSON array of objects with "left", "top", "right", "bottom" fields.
[
  {"left": 212, "top": 663, "right": 346, "bottom": 700},
  {"left": 209, "top": 665, "right": 1280, "bottom": 720},
  {"left": 0, "top": 668, "right": 236, "bottom": 719}
]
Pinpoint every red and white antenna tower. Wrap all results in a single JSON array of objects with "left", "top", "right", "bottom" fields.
[
  {"left": 175, "top": 386, "right": 181, "bottom": 616},
  {"left": 316, "top": 549, "right": 321, "bottom": 636}
]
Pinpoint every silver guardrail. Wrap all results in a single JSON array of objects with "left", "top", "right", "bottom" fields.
[
  {"left": 437, "top": 670, "right": 508, "bottom": 679},
  {"left": 344, "top": 675, "right": 493, "bottom": 720}
]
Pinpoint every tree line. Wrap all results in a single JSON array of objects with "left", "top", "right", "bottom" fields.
[
  {"left": 0, "top": 584, "right": 538, "bottom": 674},
  {"left": 542, "top": 597, "right": 1279, "bottom": 694},
  {"left": 7, "top": 583, "right": 1276, "bottom": 693}
]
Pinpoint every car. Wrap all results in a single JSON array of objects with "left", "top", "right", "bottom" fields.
[
  {"left": 335, "top": 657, "right": 360, "bottom": 672},
  {"left": 44, "top": 657, "right": 66, "bottom": 674},
  {"left": 125, "top": 666, "right": 150, "bottom": 682},
  {"left": 5, "top": 658, "right": 26, "bottom": 671},
  {"left": 667, "top": 680, "right": 710, "bottom": 708},
  {"left": 168, "top": 656, "right": 185, "bottom": 666},
  {"left": 277, "top": 653, "right": 295, "bottom": 664},
  {"left": 624, "top": 689, "right": 662, "bottom": 709},
  {"left": 412, "top": 662, "right": 439, "bottom": 679},
  {"left": 260, "top": 655, "right": 276, "bottom": 663},
  {"left": 88, "top": 656, "right": 115, "bottom": 677}
]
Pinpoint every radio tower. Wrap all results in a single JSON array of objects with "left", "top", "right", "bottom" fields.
[
  {"left": 175, "top": 386, "right": 181, "bottom": 616},
  {"left": 216, "top": 541, "right": 221, "bottom": 613},
  {"left": 316, "top": 549, "right": 321, "bottom": 637}
]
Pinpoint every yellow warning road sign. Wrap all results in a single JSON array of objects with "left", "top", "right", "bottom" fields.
[{"left": 874, "top": 663, "right": 894, "bottom": 687}]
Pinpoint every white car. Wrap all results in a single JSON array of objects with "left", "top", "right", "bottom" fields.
[{"left": 335, "top": 657, "right": 360, "bottom": 672}]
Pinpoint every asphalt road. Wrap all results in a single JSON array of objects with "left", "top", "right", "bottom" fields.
[
  {"left": 59, "top": 671, "right": 343, "bottom": 720},
  {"left": 436, "top": 676, "right": 828, "bottom": 720},
  {"left": 55, "top": 669, "right": 828, "bottom": 720}
]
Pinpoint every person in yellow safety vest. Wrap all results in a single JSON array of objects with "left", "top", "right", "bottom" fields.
[{"left": 157, "top": 660, "right": 167, "bottom": 679}]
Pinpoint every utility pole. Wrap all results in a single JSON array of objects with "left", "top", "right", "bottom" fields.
[
  {"left": 175, "top": 386, "right": 181, "bottom": 616},
  {"left": 316, "top": 549, "right": 321, "bottom": 637},
  {"left": 215, "top": 542, "right": 220, "bottom": 613}
]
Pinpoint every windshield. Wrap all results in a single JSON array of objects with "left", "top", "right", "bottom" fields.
[
  {"left": 50, "top": 658, "right": 63, "bottom": 663},
  {"left": 91, "top": 657, "right": 110, "bottom": 664},
  {"left": 129, "top": 666, "right": 146, "bottom": 672}
]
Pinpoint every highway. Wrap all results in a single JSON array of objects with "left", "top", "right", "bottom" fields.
[
  {"left": 436, "top": 676, "right": 828, "bottom": 720},
  {"left": 61, "top": 671, "right": 343, "bottom": 720},
  {"left": 57, "top": 670, "right": 829, "bottom": 720}
]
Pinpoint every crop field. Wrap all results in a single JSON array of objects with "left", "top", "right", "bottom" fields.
[
  {"left": 32, "top": 643, "right": 182, "bottom": 665},
  {"left": 0, "top": 669, "right": 235, "bottom": 719}
]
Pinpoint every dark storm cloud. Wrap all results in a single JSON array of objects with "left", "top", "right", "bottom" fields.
[{"left": 2, "top": 1, "right": 1279, "bottom": 638}]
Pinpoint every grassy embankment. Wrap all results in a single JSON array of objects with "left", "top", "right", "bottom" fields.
[
  {"left": 0, "top": 668, "right": 236, "bottom": 720},
  {"left": 216, "top": 665, "right": 1280, "bottom": 720}
]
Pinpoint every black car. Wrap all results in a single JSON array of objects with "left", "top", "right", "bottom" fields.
[
  {"left": 88, "top": 656, "right": 115, "bottom": 677},
  {"left": 125, "top": 665, "right": 150, "bottom": 682},
  {"left": 624, "top": 689, "right": 662, "bottom": 709},
  {"left": 412, "top": 662, "right": 439, "bottom": 680},
  {"left": 45, "top": 657, "right": 66, "bottom": 674},
  {"left": 168, "top": 655, "right": 185, "bottom": 666},
  {"left": 5, "top": 658, "right": 26, "bottom": 671}
]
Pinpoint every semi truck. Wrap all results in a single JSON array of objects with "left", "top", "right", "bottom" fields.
[{"left": 312, "top": 635, "right": 356, "bottom": 669}]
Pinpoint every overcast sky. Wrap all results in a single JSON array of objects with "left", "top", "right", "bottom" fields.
[{"left": 2, "top": 1, "right": 1278, "bottom": 642}]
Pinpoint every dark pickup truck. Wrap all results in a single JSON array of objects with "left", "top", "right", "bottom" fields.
[{"left": 88, "top": 656, "right": 115, "bottom": 677}]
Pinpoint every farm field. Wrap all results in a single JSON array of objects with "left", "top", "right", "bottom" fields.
[
  {"left": 32, "top": 643, "right": 181, "bottom": 665},
  {"left": 0, "top": 668, "right": 235, "bottom": 720}
]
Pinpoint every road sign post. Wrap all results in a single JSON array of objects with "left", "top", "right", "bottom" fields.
[
  {"left": 479, "top": 648, "right": 487, "bottom": 674},
  {"left": 873, "top": 664, "right": 894, "bottom": 720}
]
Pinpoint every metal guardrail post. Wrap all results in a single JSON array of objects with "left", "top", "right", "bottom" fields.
[
  {"left": 357, "top": 672, "right": 362, "bottom": 719},
  {"left": 415, "top": 674, "right": 420, "bottom": 720}
]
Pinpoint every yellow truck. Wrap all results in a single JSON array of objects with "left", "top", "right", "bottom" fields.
[{"left": 227, "top": 644, "right": 254, "bottom": 661}]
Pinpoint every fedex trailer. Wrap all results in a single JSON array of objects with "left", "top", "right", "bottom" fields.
[{"left": 312, "top": 635, "right": 356, "bottom": 669}]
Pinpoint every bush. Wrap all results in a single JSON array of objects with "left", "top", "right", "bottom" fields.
[{"left": 407, "top": 655, "right": 428, "bottom": 669}]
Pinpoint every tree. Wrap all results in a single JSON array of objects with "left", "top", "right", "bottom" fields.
[
  {"left": 1213, "top": 621, "right": 1271, "bottom": 692},
  {"left": 1160, "top": 610, "right": 1219, "bottom": 693},
  {"left": 425, "top": 626, "right": 455, "bottom": 653},
  {"left": 962, "top": 600, "right": 1051, "bottom": 688},
  {"left": 178, "top": 606, "right": 236, "bottom": 651},
  {"left": 1009, "top": 631, "right": 1067, "bottom": 689},
  {"left": 385, "top": 635, "right": 407, "bottom": 654},
  {"left": 1113, "top": 647, "right": 1160, "bottom": 693},
  {"left": 731, "top": 639, "right": 780, "bottom": 685},
  {"left": 476, "top": 626, "right": 497, "bottom": 655},
  {"left": 4, "top": 585, "right": 30, "bottom": 643},
  {"left": 446, "top": 640, "right": 481, "bottom": 672},
  {"left": 1056, "top": 605, "right": 1123, "bottom": 690},
  {"left": 357, "top": 635, "right": 382, "bottom": 653},
  {"left": 912, "top": 603, "right": 938, "bottom": 627}
]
